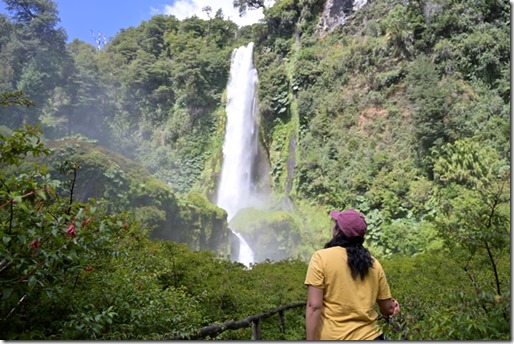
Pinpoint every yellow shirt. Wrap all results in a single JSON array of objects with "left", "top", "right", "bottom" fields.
[{"left": 304, "top": 246, "right": 392, "bottom": 340}]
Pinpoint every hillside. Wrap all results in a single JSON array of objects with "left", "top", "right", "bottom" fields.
[{"left": 1, "top": 0, "right": 509, "bottom": 261}]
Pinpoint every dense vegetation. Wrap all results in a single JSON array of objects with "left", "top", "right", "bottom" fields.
[{"left": 0, "top": 0, "right": 510, "bottom": 340}]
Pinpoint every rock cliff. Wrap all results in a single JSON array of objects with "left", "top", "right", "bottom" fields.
[{"left": 317, "top": 0, "right": 368, "bottom": 35}]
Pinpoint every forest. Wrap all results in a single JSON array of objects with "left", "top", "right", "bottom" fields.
[{"left": 0, "top": 0, "right": 510, "bottom": 340}]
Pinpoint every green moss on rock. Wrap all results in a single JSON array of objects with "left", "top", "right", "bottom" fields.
[
  {"left": 230, "top": 208, "right": 301, "bottom": 262},
  {"left": 38, "top": 139, "right": 230, "bottom": 256}
]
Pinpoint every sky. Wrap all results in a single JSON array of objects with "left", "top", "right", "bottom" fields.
[{"left": 0, "top": 0, "right": 273, "bottom": 45}]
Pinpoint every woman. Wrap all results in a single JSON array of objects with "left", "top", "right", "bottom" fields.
[{"left": 305, "top": 209, "right": 400, "bottom": 340}]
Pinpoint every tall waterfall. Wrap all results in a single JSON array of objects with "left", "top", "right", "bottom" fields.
[{"left": 216, "top": 42, "right": 259, "bottom": 267}]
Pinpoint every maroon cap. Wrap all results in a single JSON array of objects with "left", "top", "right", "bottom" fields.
[{"left": 329, "top": 209, "right": 367, "bottom": 238}]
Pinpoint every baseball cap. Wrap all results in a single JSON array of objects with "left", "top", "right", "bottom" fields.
[{"left": 329, "top": 209, "right": 367, "bottom": 238}]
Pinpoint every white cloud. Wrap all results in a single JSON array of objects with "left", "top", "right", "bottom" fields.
[{"left": 155, "top": 0, "right": 273, "bottom": 27}]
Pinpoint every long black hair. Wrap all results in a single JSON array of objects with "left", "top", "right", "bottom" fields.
[{"left": 324, "top": 222, "right": 374, "bottom": 280}]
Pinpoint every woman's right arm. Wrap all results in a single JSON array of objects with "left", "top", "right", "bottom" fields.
[{"left": 306, "top": 285, "right": 323, "bottom": 340}]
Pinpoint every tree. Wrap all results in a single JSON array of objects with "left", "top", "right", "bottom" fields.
[
  {"left": 405, "top": 54, "right": 451, "bottom": 173},
  {"left": 430, "top": 139, "right": 510, "bottom": 324},
  {"left": 202, "top": 6, "right": 212, "bottom": 19},
  {"left": 47, "top": 39, "right": 113, "bottom": 142},
  {"left": 233, "top": 0, "right": 266, "bottom": 17},
  {"left": 1, "top": 0, "right": 71, "bottom": 126},
  {"left": 380, "top": 4, "right": 414, "bottom": 59},
  {"left": 453, "top": 23, "right": 509, "bottom": 87},
  {"left": 263, "top": 0, "right": 300, "bottom": 38},
  {"left": 0, "top": 14, "right": 16, "bottom": 91},
  {"left": 0, "top": 90, "right": 34, "bottom": 107}
]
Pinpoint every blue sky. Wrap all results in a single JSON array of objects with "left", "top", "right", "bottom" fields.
[{"left": 0, "top": 0, "right": 272, "bottom": 45}]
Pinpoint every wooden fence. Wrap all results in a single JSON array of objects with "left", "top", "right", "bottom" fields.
[{"left": 169, "top": 301, "right": 307, "bottom": 340}]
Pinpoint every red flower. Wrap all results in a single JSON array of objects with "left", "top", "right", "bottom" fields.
[
  {"left": 29, "top": 239, "right": 40, "bottom": 255},
  {"left": 66, "top": 223, "right": 77, "bottom": 237},
  {"left": 29, "top": 239, "right": 40, "bottom": 249},
  {"left": 84, "top": 266, "right": 94, "bottom": 272}
]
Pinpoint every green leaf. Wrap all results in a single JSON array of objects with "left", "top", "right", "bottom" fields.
[
  {"left": 18, "top": 203, "right": 29, "bottom": 212},
  {"left": 2, "top": 288, "right": 13, "bottom": 300},
  {"left": 36, "top": 190, "right": 47, "bottom": 200},
  {"left": 17, "top": 234, "right": 27, "bottom": 244},
  {"left": 28, "top": 275, "right": 37, "bottom": 289}
]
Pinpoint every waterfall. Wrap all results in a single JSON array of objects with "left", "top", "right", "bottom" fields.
[
  {"left": 216, "top": 42, "right": 259, "bottom": 267},
  {"left": 232, "top": 232, "right": 254, "bottom": 268}
]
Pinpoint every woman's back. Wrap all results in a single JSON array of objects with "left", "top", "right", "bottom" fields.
[{"left": 305, "top": 246, "right": 391, "bottom": 340}]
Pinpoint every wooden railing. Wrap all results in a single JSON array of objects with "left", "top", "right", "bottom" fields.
[{"left": 169, "top": 301, "right": 307, "bottom": 340}]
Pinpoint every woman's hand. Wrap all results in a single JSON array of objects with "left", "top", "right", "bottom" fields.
[{"left": 391, "top": 298, "right": 400, "bottom": 315}]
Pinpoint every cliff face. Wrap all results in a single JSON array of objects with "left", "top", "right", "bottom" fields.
[
  {"left": 44, "top": 139, "right": 231, "bottom": 256},
  {"left": 317, "top": 0, "right": 368, "bottom": 35}
]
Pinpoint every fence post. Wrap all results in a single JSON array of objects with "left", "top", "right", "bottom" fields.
[
  {"left": 252, "top": 319, "right": 261, "bottom": 340},
  {"left": 278, "top": 310, "right": 285, "bottom": 334}
]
